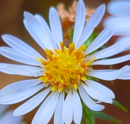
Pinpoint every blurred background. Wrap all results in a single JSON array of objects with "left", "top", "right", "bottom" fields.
[{"left": 0, "top": 0, "right": 130, "bottom": 124}]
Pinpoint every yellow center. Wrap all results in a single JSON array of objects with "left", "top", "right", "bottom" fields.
[{"left": 36, "top": 42, "right": 95, "bottom": 92}]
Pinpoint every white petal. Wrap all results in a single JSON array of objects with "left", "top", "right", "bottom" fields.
[
  {"left": 72, "top": 90, "right": 82, "bottom": 124},
  {"left": 118, "top": 72, "right": 130, "bottom": 80},
  {"left": 0, "top": 63, "right": 15, "bottom": 74},
  {"left": 85, "top": 27, "right": 114, "bottom": 55},
  {"left": 7, "top": 65, "right": 43, "bottom": 77},
  {"left": 77, "top": 4, "right": 105, "bottom": 47},
  {"left": 21, "top": 122, "right": 26, "bottom": 124},
  {"left": 0, "top": 47, "right": 40, "bottom": 66},
  {"left": 23, "top": 19, "right": 45, "bottom": 50},
  {"left": 24, "top": 12, "right": 54, "bottom": 50},
  {"left": 79, "top": 86, "right": 105, "bottom": 111},
  {"left": 62, "top": 90, "right": 73, "bottom": 124},
  {"left": 0, "top": 84, "right": 44, "bottom": 104},
  {"left": 86, "top": 80, "right": 115, "bottom": 98},
  {"left": 0, "top": 79, "right": 42, "bottom": 96},
  {"left": 35, "top": 14, "right": 57, "bottom": 49},
  {"left": 0, "top": 111, "right": 23, "bottom": 124},
  {"left": 81, "top": 83, "right": 113, "bottom": 104},
  {"left": 89, "top": 36, "right": 130, "bottom": 60},
  {"left": 8, "top": 113, "right": 23, "bottom": 124},
  {"left": 14, "top": 87, "right": 51, "bottom": 116},
  {"left": 73, "top": 0, "right": 86, "bottom": 47},
  {"left": 54, "top": 92, "right": 64, "bottom": 124},
  {"left": 0, "top": 63, "right": 43, "bottom": 76},
  {"left": 107, "top": 1, "right": 130, "bottom": 17},
  {"left": 49, "top": 7, "right": 63, "bottom": 49},
  {"left": 103, "top": 17, "right": 130, "bottom": 35},
  {"left": 2, "top": 34, "right": 44, "bottom": 59},
  {"left": 0, "top": 111, "right": 13, "bottom": 124},
  {"left": 88, "top": 65, "right": 130, "bottom": 81},
  {"left": 32, "top": 92, "right": 59, "bottom": 124},
  {"left": 91, "top": 54, "right": 130, "bottom": 65}
]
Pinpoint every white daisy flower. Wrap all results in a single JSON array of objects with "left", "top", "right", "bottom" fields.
[
  {"left": 0, "top": 105, "right": 25, "bottom": 124},
  {"left": 103, "top": 1, "right": 130, "bottom": 35},
  {"left": 0, "top": 0, "right": 130, "bottom": 124}
]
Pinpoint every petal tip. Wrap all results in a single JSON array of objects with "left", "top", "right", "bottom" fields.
[{"left": 24, "top": 11, "right": 32, "bottom": 18}]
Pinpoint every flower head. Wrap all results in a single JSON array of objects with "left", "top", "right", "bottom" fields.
[
  {"left": 57, "top": 1, "right": 95, "bottom": 29},
  {"left": 103, "top": 1, "right": 130, "bottom": 35},
  {"left": 0, "top": 0, "right": 130, "bottom": 124},
  {"left": 0, "top": 105, "right": 25, "bottom": 124}
]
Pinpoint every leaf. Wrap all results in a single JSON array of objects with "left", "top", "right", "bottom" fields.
[
  {"left": 113, "top": 100, "right": 128, "bottom": 112},
  {"left": 91, "top": 111, "right": 121, "bottom": 123}
]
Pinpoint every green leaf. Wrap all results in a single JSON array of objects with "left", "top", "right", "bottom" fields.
[
  {"left": 113, "top": 100, "right": 128, "bottom": 112},
  {"left": 91, "top": 112, "right": 121, "bottom": 123}
]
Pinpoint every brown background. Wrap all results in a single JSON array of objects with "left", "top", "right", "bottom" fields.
[{"left": 0, "top": 0, "right": 130, "bottom": 124}]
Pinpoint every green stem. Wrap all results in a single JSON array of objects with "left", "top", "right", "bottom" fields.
[{"left": 83, "top": 103, "right": 95, "bottom": 124}]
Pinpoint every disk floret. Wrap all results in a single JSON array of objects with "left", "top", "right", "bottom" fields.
[{"left": 37, "top": 42, "right": 95, "bottom": 92}]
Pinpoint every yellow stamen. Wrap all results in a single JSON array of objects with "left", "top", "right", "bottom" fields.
[
  {"left": 85, "top": 56, "right": 96, "bottom": 66},
  {"left": 38, "top": 77, "right": 43, "bottom": 81},
  {"left": 81, "top": 76, "right": 86, "bottom": 81},
  {"left": 45, "top": 48, "right": 53, "bottom": 61},
  {"left": 78, "top": 45, "right": 85, "bottom": 51},
  {"left": 58, "top": 86, "right": 64, "bottom": 92},
  {"left": 69, "top": 42, "right": 75, "bottom": 54},
  {"left": 74, "top": 84, "right": 78, "bottom": 89},
  {"left": 36, "top": 58, "right": 47, "bottom": 65},
  {"left": 37, "top": 43, "right": 94, "bottom": 92},
  {"left": 51, "top": 86, "right": 57, "bottom": 91},
  {"left": 43, "top": 77, "right": 49, "bottom": 83},
  {"left": 60, "top": 41, "right": 64, "bottom": 51}
]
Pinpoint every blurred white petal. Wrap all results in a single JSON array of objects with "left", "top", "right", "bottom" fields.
[
  {"left": 104, "top": 17, "right": 130, "bottom": 35},
  {"left": 107, "top": 1, "right": 130, "bottom": 17}
]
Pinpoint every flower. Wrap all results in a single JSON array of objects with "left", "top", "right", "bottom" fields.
[
  {"left": 0, "top": 0, "right": 130, "bottom": 124},
  {"left": 57, "top": 1, "right": 95, "bottom": 29},
  {"left": 57, "top": 1, "right": 95, "bottom": 39},
  {"left": 0, "top": 105, "right": 25, "bottom": 124},
  {"left": 103, "top": 1, "right": 130, "bottom": 35}
]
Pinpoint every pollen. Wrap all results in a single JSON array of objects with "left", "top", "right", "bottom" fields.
[{"left": 37, "top": 42, "right": 95, "bottom": 92}]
